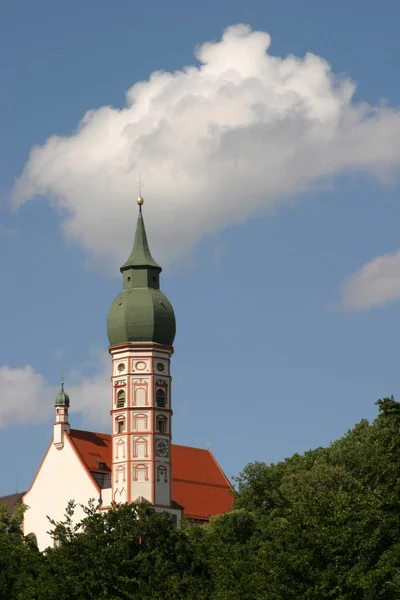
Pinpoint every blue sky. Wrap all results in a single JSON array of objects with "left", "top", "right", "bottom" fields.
[{"left": 1, "top": 0, "right": 400, "bottom": 496}]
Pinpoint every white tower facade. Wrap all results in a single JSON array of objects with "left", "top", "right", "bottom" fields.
[{"left": 110, "top": 343, "right": 173, "bottom": 508}]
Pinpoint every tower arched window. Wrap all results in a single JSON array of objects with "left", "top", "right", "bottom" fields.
[
  {"left": 117, "top": 390, "right": 125, "bottom": 408},
  {"left": 157, "top": 466, "right": 168, "bottom": 483},
  {"left": 156, "top": 415, "right": 167, "bottom": 433},
  {"left": 156, "top": 389, "right": 166, "bottom": 408},
  {"left": 115, "top": 415, "right": 125, "bottom": 434}
]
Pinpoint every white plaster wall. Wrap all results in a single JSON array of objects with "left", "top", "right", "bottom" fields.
[
  {"left": 53, "top": 424, "right": 63, "bottom": 446},
  {"left": 131, "top": 480, "right": 152, "bottom": 502},
  {"left": 23, "top": 436, "right": 100, "bottom": 551},
  {"left": 102, "top": 487, "right": 112, "bottom": 507}
]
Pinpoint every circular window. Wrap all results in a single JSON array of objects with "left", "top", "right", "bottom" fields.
[
  {"left": 156, "top": 362, "right": 165, "bottom": 372},
  {"left": 118, "top": 363, "right": 125, "bottom": 372}
]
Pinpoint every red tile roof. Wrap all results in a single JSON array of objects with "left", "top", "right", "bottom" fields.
[
  {"left": 171, "top": 444, "right": 233, "bottom": 520},
  {"left": 70, "top": 429, "right": 111, "bottom": 472},
  {"left": 69, "top": 430, "right": 233, "bottom": 521}
]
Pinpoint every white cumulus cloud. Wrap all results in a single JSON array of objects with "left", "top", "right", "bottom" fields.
[
  {"left": 0, "top": 350, "right": 110, "bottom": 429},
  {"left": 12, "top": 24, "right": 400, "bottom": 270},
  {"left": 340, "top": 250, "right": 400, "bottom": 310}
]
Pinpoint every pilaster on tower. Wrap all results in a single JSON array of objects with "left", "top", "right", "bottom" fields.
[{"left": 107, "top": 193, "right": 180, "bottom": 521}]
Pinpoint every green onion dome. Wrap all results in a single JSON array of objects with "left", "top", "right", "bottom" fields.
[
  {"left": 107, "top": 199, "right": 176, "bottom": 347},
  {"left": 55, "top": 381, "right": 70, "bottom": 407}
]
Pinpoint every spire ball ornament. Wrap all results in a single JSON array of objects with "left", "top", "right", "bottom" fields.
[{"left": 137, "top": 196, "right": 144, "bottom": 206}]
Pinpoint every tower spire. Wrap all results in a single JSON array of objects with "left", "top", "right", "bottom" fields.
[
  {"left": 120, "top": 193, "right": 161, "bottom": 272},
  {"left": 107, "top": 189, "right": 176, "bottom": 347}
]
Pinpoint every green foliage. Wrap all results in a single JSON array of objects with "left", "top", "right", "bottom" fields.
[
  {"left": 2, "top": 397, "right": 400, "bottom": 599},
  {"left": 37, "top": 501, "right": 211, "bottom": 600},
  {"left": 230, "top": 396, "right": 400, "bottom": 599},
  {"left": 0, "top": 503, "right": 41, "bottom": 600}
]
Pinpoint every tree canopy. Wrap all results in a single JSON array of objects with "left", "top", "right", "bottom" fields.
[{"left": 2, "top": 397, "right": 400, "bottom": 599}]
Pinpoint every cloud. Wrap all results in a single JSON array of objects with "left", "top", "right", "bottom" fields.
[
  {"left": 0, "top": 350, "right": 110, "bottom": 429},
  {"left": 339, "top": 250, "right": 400, "bottom": 310},
  {"left": 12, "top": 24, "right": 400, "bottom": 270}
]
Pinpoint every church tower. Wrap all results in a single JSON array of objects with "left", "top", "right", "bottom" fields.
[
  {"left": 107, "top": 195, "right": 178, "bottom": 516},
  {"left": 53, "top": 379, "right": 70, "bottom": 449}
]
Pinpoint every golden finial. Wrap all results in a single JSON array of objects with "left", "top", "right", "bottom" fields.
[{"left": 137, "top": 172, "right": 144, "bottom": 206}]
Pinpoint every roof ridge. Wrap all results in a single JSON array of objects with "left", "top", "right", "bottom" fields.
[
  {"left": 172, "top": 477, "right": 231, "bottom": 489},
  {"left": 171, "top": 443, "right": 210, "bottom": 451},
  {"left": 70, "top": 428, "right": 110, "bottom": 437},
  {"left": 206, "top": 449, "right": 233, "bottom": 489}
]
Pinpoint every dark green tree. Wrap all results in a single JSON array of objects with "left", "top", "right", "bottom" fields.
[
  {"left": 36, "top": 501, "right": 210, "bottom": 600},
  {"left": 0, "top": 502, "right": 41, "bottom": 600},
  {"left": 230, "top": 397, "right": 400, "bottom": 599}
]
